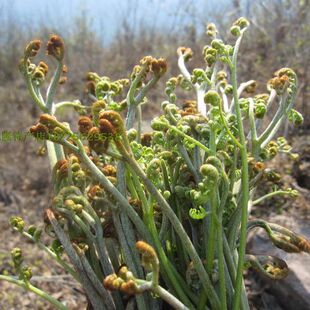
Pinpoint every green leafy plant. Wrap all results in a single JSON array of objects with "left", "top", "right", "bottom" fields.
[{"left": 1, "top": 18, "right": 309, "bottom": 310}]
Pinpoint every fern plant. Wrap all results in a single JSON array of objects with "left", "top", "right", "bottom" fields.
[{"left": 1, "top": 18, "right": 309, "bottom": 310}]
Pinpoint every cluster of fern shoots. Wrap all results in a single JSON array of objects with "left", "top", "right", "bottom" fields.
[{"left": 1, "top": 18, "right": 309, "bottom": 310}]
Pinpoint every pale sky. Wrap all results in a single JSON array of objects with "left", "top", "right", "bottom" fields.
[{"left": 1, "top": 0, "right": 230, "bottom": 45}]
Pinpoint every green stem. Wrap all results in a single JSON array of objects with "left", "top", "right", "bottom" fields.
[
  {"left": 135, "top": 75, "right": 160, "bottom": 103},
  {"left": 217, "top": 174, "right": 230, "bottom": 310},
  {"left": 127, "top": 165, "right": 194, "bottom": 307},
  {"left": 46, "top": 140, "right": 59, "bottom": 170},
  {"left": 246, "top": 219, "right": 272, "bottom": 235},
  {"left": 258, "top": 84, "right": 295, "bottom": 147},
  {"left": 115, "top": 138, "right": 147, "bottom": 310},
  {"left": 126, "top": 63, "right": 149, "bottom": 129},
  {"left": 159, "top": 122, "right": 211, "bottom": 154},
  {"left": 217, "top": 227, "right": 227, "bottom": 310},
  {"left": 16, "top": 229, "right": 77, "bottom": 280},
  {"left": 80, "top": 202, "right": 116, "bottom": 278},
  {"left": 148, "top": 208, "right": 194, "bottom": 308},
  {"left": 74, "top": 139, "right": 151, "bottom": 242},
  {"left": 177, "top": 144, "right": 199, "bottom": 183},
  {"left": 252, "top": 190, "right": 291, "bottom": 206},
  {"left": 229, "top": 80, "right": 256, "bottom": 113},
  {"left": 230, "top": 29, "right": 250, "bottom": 310},
  {"left": 46, "top": 61, "right": 62, "bottom": 112},
  {"left": 77, "top": 250, "right": 115, "bottom": 308},
  {"left": 54, "top": 100, "right": 85, "bottom": 112},
  {"left": 248, "top": 98, "right": 259, "bottom": 159},
  {"left": 122, "top": 150, "right": 220, "bottom": 309},
  {"left": 46, "top": 209, "right": 109, "bottom": 309},
  {"left": 206, "top": 190, "right": 217, "bottom": 274},
  {"left": 137, "top": 104, "right": 142, "bottom": 143},
  {"left": 0, "top": 275, "right": 68, "bottom": 310},
  {"left": 153, "top": 285, "right": 190, "bottom": 310},
  {"left": 218, "top": 101, "right": 242, "bottom": 148},
  {"left": 209, "top": 127, "right": 216, "bottom": 154},
  {"left": 25, "top": 73, "right": 47, "bottom": 112}
]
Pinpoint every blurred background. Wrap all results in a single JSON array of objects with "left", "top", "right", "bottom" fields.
[{"left": 0, "top": 0, "right": 309, "bottom": 308}]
